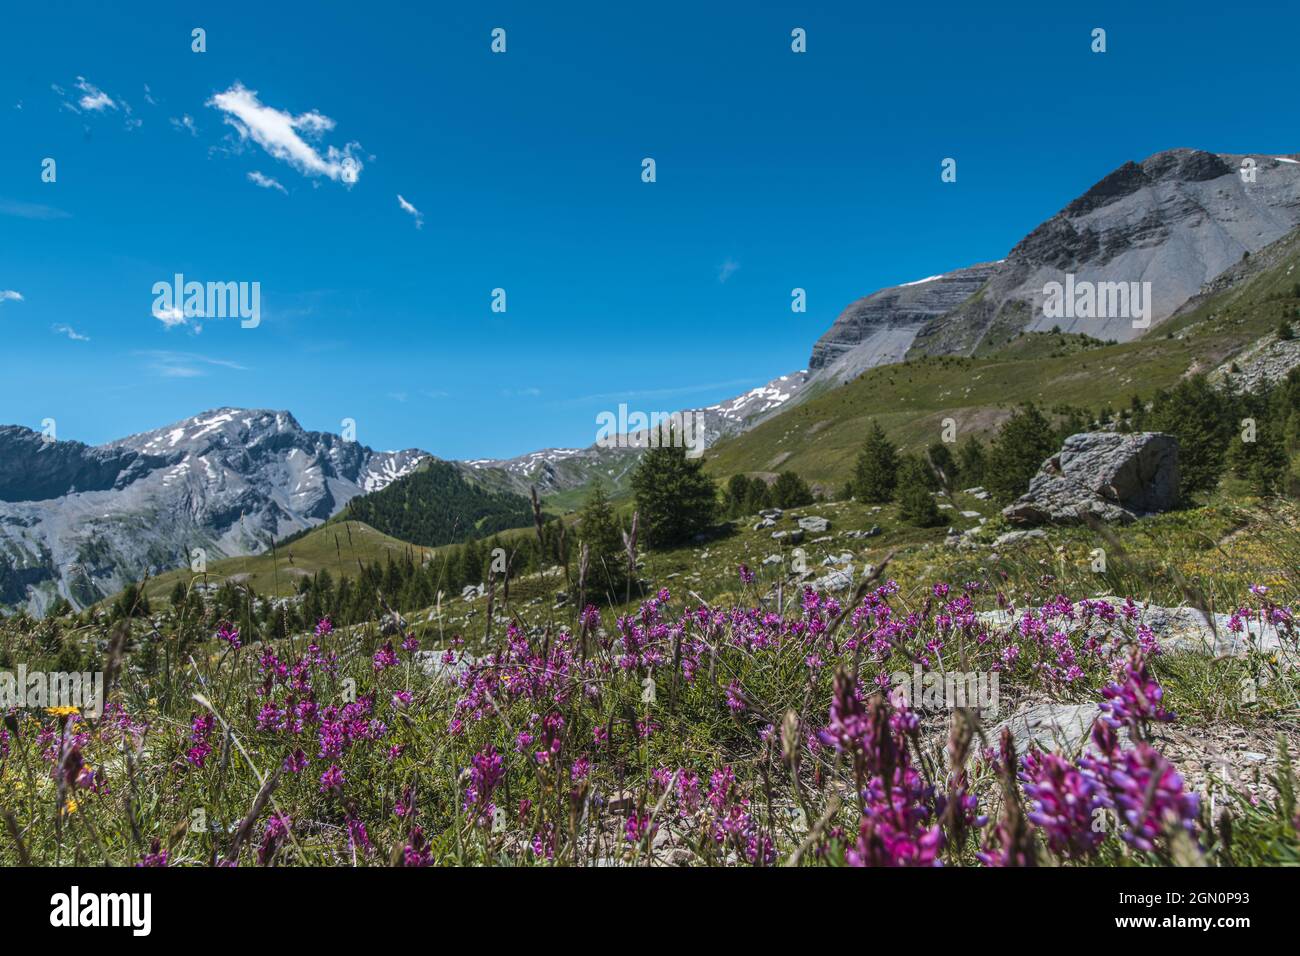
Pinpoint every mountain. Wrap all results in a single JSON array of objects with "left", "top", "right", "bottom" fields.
[
  {"left": 706, "top": 221, "right": 1300, "bottom": 485},
  {"left": 0, "top": 409, "right": 427, "bottom": 615},
  {"left": 457, "top": 369, "right": 812, "bottom": 500},
  {"left": 808, "top": 263, "right": 1001, "bottom": 384},
  {"left": 807, "top": 149, "right": 1300, "bottom": 383}
]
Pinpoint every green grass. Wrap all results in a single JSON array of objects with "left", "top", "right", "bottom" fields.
[{"left": 134, "top": 520, "right": 422, "bottom": 604}]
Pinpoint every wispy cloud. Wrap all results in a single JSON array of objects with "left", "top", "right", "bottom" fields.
[
  {"left": 247, "top": 170, "right": 287, "bottom": 194},
  {"left": 557, "top": 378, "right": 756, "bottom": 407},
  {"left": 54, "top": 77, "right": 138, "bottom": 130},
  {"left": 397, "top": 194, "right": 424, "bottom": 229},
  {"left": 0, "top": 290, "right": 23, "bottom": 304},
  {"left": 51, "top": 323, "right": 90, "bottom": 341},
  {"left": 207, "top": 82, "right": 364, "bottom": 185},
  {"left": 0, "top": 198, "right": 71, "bottom": 220},
  {"left": 717, "top": 258, "right": 740, "bottom": 283},
  {"left": 137, "top": 350, "right": 248, "bottom": 378},
  {"left": 171, "top": 114, "right": 198, "bottom": 136},
  {"left": 502, "top": 387, "right": 543, "bottom": 399},
  {"left": 74, "top": 76, "right": 116, "bottom": 112}
]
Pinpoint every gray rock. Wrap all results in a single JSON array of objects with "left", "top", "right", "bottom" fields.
[
  {"left": 977, "top": 601, "right": 1288, "bottom": 658},
  {"left": 797, "top": 516, "right": 830, "bottom": 533},
  {"left": 821, "top": 551, "right": 854, "bottom": 566},
  {"left": 1002, "top": 431, "right": 1179, "bottom": 526},
  {"left": 993, "top": 702, "right": 1101, "bottom": 755},
  {"left": 812, "top": 566, "right": 855, "bottom": 591},
  {"left": 992, "top": 529, "right": 1047, "bottom": 548}
]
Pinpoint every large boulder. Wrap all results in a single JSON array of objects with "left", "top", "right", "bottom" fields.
[{"left": 1002, "top": 431, "right": 1178, "bottom": 526}]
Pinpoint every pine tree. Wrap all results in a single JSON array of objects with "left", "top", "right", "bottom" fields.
[
  {"left": 986, "top": 404, "right": 1058, "bottom": 503},
  {"left": 896, "top": 455, "right": 944, "bottom": 526},
  {"left": 926, "top": 442, "right": 955, "bottom": 489},
  {"left": 1229, "top": 422, "right": 1289, "bottom": 495},
  {"left": 577, "top": 482, "right": 627, "bottom": 599},
  {"left": 955, "top": 436, "right": 987, "bottom": 487},
  {"left": 1147, "top": 375, "right": 1235, "bottom": 498},
  {"left": 854, "top": 420, "right": 899, "bottom": 503},
  {"left": 772, "top": 471, "right": 814, "bottom": 508},
  {"left": 724, "top": 474, "right": 751, "bottom": 517},
  {"left": 629, "top": 441, "right": 718, "bottom": 549}
]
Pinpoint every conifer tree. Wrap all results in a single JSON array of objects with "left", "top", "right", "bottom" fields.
[
  {"left": 986, "top": 404, "right": 1058, "bottom": 503},
  {"left": 577, "top": 482, "right": 627, "bottom": 599},
  {"left": 1147, "top": 375, "right": 1235, "bottom": 498},
  {"left": 772, "top": 471, "right": 814, "bottom": 508},
  {"left": 854, "top": 420, "right": 899, "bottom": 503},
  {"left": 629, "top": 438, "right": 718, "bottom": 548},
  {"left": 896, "top": 455, "right": 944, "bottom": 526}
]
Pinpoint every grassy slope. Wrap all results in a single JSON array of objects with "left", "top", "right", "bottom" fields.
[{"left": 136, "top": 520, "right": 422, "bottom": 603}]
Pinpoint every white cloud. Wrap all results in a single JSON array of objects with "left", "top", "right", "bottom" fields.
[
  {"left": 717, "top": 258, "right": 740, "bottom": 283},
  {"left": 171, "top": 114, "right": 198, "bottom": 136},
  {"left": 153, "top": 306, "right": 201, "bottom": 334},
  {"left": 75, "top": 76, "right": 117, "bottom": 112},
  {"left": 52, "top": 323, "right": 90, "bottom": 341},
  {"left": 143, "top": 84, "right": 158, "bottom": 106},
  {"left": 397, "top": 194, "right": 424, "bottom": 229},
  {"left": 206, "top": 82, "right": 364, "bottom": 184},
  {"left": 0, "top": 290, "right": 23, "bottom": 303},
  {"left": 248, "top": 170, "right": 287, "bottom": 194}
]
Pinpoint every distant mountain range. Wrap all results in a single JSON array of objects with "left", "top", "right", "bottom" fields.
[
  {"left": 0, "top": 410, "right": 425, "bottom": 615},
  {"left": 5, "top": 148, "right": 1298, "bottom": 615}
]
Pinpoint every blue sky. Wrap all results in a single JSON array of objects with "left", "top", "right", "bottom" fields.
[{"left": 2, "top": 1, "right": 1297, "bottom": 459}]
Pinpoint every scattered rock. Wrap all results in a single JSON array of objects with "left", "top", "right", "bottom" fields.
[
  {"left": 992, "top": 529, "right": 1047, "bottom": 548},
  {"left": 959, "top": 510, "right": 981, "bottom": 518},
  {"left": 813, "top": 566, "right": 854, "bottom": 591},
  {"left": 1003, "top": 431, "right": 1180, "bottom": 526},
  {"left": 964, "top": 486, "right": 991, "bottom": 500},
  {"left": 797, "top": 516, "right": 830, "bottom": 533},
  {"left": 844, "top": 525, "right": 881, "bottom": 540}
]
